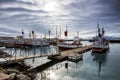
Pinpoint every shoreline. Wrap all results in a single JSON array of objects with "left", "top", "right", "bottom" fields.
[
  {"left": 0, "top": 60, "right": 36, "bottom": 80},
  {"left": 0, "top": 50, "right": 36, "bottom": 80}
]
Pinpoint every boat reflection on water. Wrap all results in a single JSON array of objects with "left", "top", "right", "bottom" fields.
[
  {"left": 34, "top": 57, "right": 83, "bottom": 80},
  {"left": 66, "top": 59, "right": 83, "bottom": 70},
  {"left": 91, "top": 50, "right": 110, "bottom": 77}
]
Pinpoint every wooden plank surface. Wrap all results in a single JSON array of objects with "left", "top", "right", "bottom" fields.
[{"left": 48, "top": 45, "right": 92, "bottom": 61}]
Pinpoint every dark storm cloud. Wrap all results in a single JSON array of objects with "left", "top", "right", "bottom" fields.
[
  {"left": 0, "top": 0, "right": 33, "bottom": 5},
  {"left": 94, "top": 0, "right": 120, "bottom": 35},
  {"left": 0, "top": 7, "right": 46, "bottom": 13},
  {"left": 65, "top": 0, "right": 120, "bottom": 23},
  {"left": 94, "top": 0, "right": 120, "bottom": 22},
  {"left": 98, "top": 0, "right": 120, "bottom": 11},
  {"left": 67, "top": 0, "right": 120, "bottom": 35},
  {"left": 0, "top": 0, "right": 16, "bottom": 3},
  {"left": 0, "top": 0, "right": 49, "bottom": 37}
]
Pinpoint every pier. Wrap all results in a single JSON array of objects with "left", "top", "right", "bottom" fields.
[
  {"left": 0, "top": 45, "right": 92, "bottom": 63},
  {"left": 4, "top": 54, "right": 51, "bottom": 62},
  {"left": 0, "top": 46, "right": 58, "bottom": 62},
  {"left": 48, "top": 45, "right": 92, "bottom": 62}
]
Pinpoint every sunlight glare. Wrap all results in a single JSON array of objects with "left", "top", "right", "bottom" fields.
[{"left": 44, "top": 2, "right": 58, "bottom": 12}]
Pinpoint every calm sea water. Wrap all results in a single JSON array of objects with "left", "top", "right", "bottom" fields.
[{"left": 24, "top": 43, "right": 120, "bottom": 80}]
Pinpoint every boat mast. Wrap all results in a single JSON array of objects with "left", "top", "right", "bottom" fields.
[
  {"left": 97, "top": 22, "right": 101, "bottom": 37},
  {"left": 102, "top": 27, "right": 105, "bottom": 36},
  {"left": 32, "top": 30, "right": 34, "bottom": 40},
  {"left": 22, "top": 29, "right": 24, "bottom": 38},
  {"left": 48, "top": 29, "right": 51, "bottom": 40},
  {"left": 77, "top": 31, "right": 79, "bottom": 47},
  {"left": 77, "top": 31, "right": 79, "bottom": 38},
  {"left": 64, "top": 25, "right": 68, "bottom": 43},
  {"left": 29, "top": 31, "right": 31, "bottom": 41},
  {"left": 56, "top": 25, "right": 58, "bottom": 39},
  {"left": 44, "top": 32, "right": 46, "bottom": 39},
  {"left": 60, "top": 25, "right": 61, "bottom": 39}
]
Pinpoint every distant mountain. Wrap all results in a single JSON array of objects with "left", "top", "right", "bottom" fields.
[
  {"left": 82, "top": 36, "right": 120, "bottom": 41},
  {"left": 105, "top": 36, "right": 120, "bottom": 40}
]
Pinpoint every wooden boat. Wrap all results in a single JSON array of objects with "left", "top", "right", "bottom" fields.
[
  {"left": 1, "top": 40, "right": 24, "bottom": 48},
  {"left": 92, "top": 23, "right": 109, "bottom": 53},
  {"left": 92, "top": 42, "right": 109, "bottom": 52},
  {"left": 58, "top": 37, "right": 82, "bottom": 51},
  {"left": 25, "top": 39, "right": 49, "bottom": 47}
]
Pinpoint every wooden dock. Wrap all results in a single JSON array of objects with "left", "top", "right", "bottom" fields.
[
  {"left": 48, "top": 45, "right": 92, "bottom": 62},
  {"left": 1, "top": 45, "right": 92, "bottom": 62},
  {"left": 4, "top": 54, "right": 52, "bottom": 62}
]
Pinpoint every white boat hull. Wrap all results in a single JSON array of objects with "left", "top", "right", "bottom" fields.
[{"left": 58, "top": 44, "right": 82, "bottom": 50}]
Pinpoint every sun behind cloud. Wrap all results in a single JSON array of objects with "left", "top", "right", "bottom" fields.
[{"left": 44, "top": 1, "right": 58, "bottom": 12}]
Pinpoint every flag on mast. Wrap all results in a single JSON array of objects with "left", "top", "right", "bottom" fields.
[
  {"left": 49, "top": 30, "right": 51, "bottom": 34},
  {"left": 22, "top": 29, "right": 24, "bottom": 37},
  {"left": 64, "top": 25, "right": 68, "bottom": 36},
  {"left": 32, "top": 30, "right": 34, "bottom": 39}
]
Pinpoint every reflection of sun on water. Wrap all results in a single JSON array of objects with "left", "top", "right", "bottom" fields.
[{"left": 49, "top": 70, "right": 57, "bottom": 80}]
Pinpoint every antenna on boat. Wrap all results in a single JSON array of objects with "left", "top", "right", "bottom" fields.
[
  {"left": 56, "top": 25, "right": 58, "bottom": 39},
  {"left": 97, "top": 22, "right": 101, "bottom": 37}
]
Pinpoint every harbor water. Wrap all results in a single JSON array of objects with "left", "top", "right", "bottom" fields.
[{"left": 23, "top": 42, "right": 120, "bottom": 80}]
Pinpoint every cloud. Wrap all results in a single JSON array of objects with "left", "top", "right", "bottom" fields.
[
  {"left": 0, "top": 27, "right": 19, "bottom": 33},
  {"left": 0, "top": 0, "right": 120, "bottom": 38}
]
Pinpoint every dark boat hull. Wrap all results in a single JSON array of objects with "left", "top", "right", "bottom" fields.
[{"left": 58, "top": 46, "right": 76, "bottom": 51}]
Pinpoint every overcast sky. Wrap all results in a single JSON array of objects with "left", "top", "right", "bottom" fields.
[{"left": 0, "top": 0, "right": 120, "bottom": 38}]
